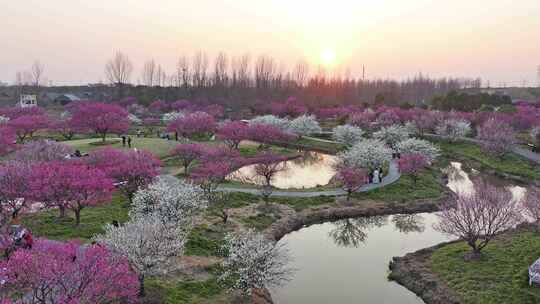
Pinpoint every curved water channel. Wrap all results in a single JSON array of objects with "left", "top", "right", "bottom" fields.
[{"left": 271, "top": 162, "right": 526, "bottom": 304}]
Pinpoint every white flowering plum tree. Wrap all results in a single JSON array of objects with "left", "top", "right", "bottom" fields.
[
  {"left": 287, "top": 114, "right": 321, "bottom": 137},
  {"left": 130, "top": 175, "right": 207, "bottom": 226},
  {"left": 162, "top": 111, "right": 184, "bottom": 123},
  {"left": 373, "top": 124, "right": 412, "bottom": 149},
  {"left": 395, "top": 138, "right": 440, "bottom": 162},
  {"left": 332, "top": 124, "right": 365, "bottom": 146},
  {"left": 219, "top": 230, "right": 295, "bottom": 296},
  {"left": 95, "top": 215, "right": 188, "bottom": 296},
  {"left": 337, "top": 139, "right": 393, "bottom": 170},
  {"left": 249, "top": 115, "right": 290, "bottom": 131},
  {"left": 436, "top": 119, "right": 471, "bottom": 141}
]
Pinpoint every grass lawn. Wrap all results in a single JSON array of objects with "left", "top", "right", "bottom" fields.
[
  {"left": 352, "top": 168, "right": 445, "bottom": 203},
  {"left": 434, "top": 139, "right": 540, "bottom": 181},
  {"left": 296, "top": 137, "right": 345, "bottom": 152},
  {"left": 22, "top": 192, "right": 130, "bottom": 241},
  {"left": 430, "top": 230, "right": 540, "bottom": 304},
  {"left": 64, "top": 137, "right": 179, "bottom": 159},
  {"left": 145, "top": 276, "right": 238, "bottom": 304}
]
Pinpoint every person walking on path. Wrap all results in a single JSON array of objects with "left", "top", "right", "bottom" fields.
[
  {"left": 127, "top": 136, "right": 132, "bottom": 148},
  {"left": 122, "top": 135, "right": 127, "bottom": 147}
]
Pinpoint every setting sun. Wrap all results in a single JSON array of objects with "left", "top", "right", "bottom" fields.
[{"left": 320, "top": 48, "right": 337, "bottom": 66}]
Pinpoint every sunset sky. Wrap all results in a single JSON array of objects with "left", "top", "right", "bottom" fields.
[{"left": 2, "top": 0, "right": 540, "bottom": 86}]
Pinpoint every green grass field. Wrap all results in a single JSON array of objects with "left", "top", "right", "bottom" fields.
[
  {"left": 431, "top": 230, "right": 540, "bottom": 304},
  {"left": 22, "top": 193, "right": 130, "bottom": 241},
  {"left": 64, "top": 137, "right": 180, "bottom": 159},
  {"left": 352, "top": 168, "right": 445, "bottom": 203}
]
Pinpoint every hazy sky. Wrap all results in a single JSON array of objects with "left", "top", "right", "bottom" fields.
[{"left": 2, "top": 0, "right": 540, "bottom": 86}]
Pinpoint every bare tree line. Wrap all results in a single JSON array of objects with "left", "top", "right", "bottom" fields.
[{"left": 10, "top": 51, "right": 481, "bottom": 106}]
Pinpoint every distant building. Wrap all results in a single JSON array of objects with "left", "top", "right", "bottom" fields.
[
  {"left": 19, "top": 94, "right": 37, "bottom": 107},
  {"left": 479, "top": 88, "right": 509, "bottom": 96},
  {"left": 41, "top": 93, "right": 81, "bottom": 105}
]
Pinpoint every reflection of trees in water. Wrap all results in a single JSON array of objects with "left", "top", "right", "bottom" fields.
[
  {"left": 291, "top": 151, "right": 325, "bottom": 168},
  {"left": 391, "top": 214, "right": 425, "bottom": 234},
  {"left": 328, "top": 216, "right": 388, "bottom": 247},
  {"left": 444, "top": 163, "right": 467, "bottom": 184}
]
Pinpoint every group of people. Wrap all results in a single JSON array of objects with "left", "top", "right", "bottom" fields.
[
  {"left": 121, "top": 135, "right": 132, "bottom": 148},
  {"left": 3, "top": 225, "right": 33, "bottom": 259},
  {"left": 368, "top": 168, "right": 384, "bottom": 184}
]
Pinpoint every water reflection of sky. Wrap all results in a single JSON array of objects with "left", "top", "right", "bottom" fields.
[
  {"left": 445, "top": 162, "right": 526, "bottom": 201},
  {"left": 272, "top": 161, "right": 527, "bottom": 303},
  {"left": 229, "top": 152, "right": 337, "bottom": 189},
  {"left": 272, "top": 213, "right": 448, "bottom": 304}
]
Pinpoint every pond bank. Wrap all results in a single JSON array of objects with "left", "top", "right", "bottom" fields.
[
  {"left": 388, "top": 221, "right": 540, "bottom": 304},
  {"left": 388, "top": 240, "right": 462, "bottom": 304},
  {"left": 264, "top": 197, "right": 442, "bottom": 242}
]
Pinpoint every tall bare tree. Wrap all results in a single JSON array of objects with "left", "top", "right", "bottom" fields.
[
  {"left": 30, "top": 60, "right": 45, "bottom": 87},
  {"left": 293, "top": 60, "right": 309, "bottom": 87},
  {"left": 105, "top": 51, "right": 133, "bottom": 85},
  {"left": 176, "top": 55, "right": 190, "bottom": 88},
  {"left": 213, "top": 51, "right": 229, "bottom": 87},
  {"left": 237, "top": 53, "right": 251, "bottom": 89},
  {"left": 254, "top": 55, "right": 276, "bottom": 93},
  {"left": 141, "top": 59, "right": 156, "bottom": 86},
  {"left": 192, "top": 50, "right": 208, "bottom": 88}
]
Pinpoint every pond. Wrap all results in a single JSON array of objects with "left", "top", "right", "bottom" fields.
[
  {"left": 229, "top": 151, "right": 337, "bottom": 189},
  {"left": 271, "top": 162, "right": 526, "bottom": 304}
]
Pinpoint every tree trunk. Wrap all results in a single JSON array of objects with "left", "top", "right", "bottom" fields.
[
  {"left": 101, "top": 132, "right": 107, "bottom": 142},
  {"left": 58, "top": 205, "right": 66, "bottom": 218},
  {"left": 127, "top": 192, "right": 134, "bottom": 205},
  {"left": 74, "top": 209, "right": 81, "bottom": 226},
  {"left": 221, "top": 209, "right": 229, "bottom": 224},
  {"left": 139, "top": 274, "right": 145, "bottom": 297}
]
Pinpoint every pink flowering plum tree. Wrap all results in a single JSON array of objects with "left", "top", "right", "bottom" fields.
[
  {"left": 409, "top": 109, "right": 438, "bottom": 134},
  {"left": 217, "top": 121, "right": 250, "bottom": 150},
  {"left": 14, "top": 139, "right": 73, "bottom": 163},
  {"left": 32, "top": 162, "right": 115, "bottom": 225},
  {"left": 0, "top": 127, "right": 16, "bottom": 156},
  {"left": 149, "top": 99, "right": 171, "bottom": 113},
  {"left": 143, "top": 117, "right": 161, "bottom": 135},
  {"left": 170, "top": 143, "right": 212, "bottom": 174},
  {"left": 269, "top": 97, "right": 307, "bottom": 118},
  {"left": 250, "top": 152, "right": 288, "bottom": 202},
  {"left": 476, "top": 118, "right": 515, "bottom": 157},
  {"left": 397, "top": 153, "right": 429, "bottom": 184},
  {"left": 51, "top": 116, "right": 78, "bottom": 140},
  {"left": 0, "top": 106, "right": 45, "bottom": 119},
  {"left": 191, "top": 160, "right": 233, "bottom": 201},
  {"left": 0, "top": 240, "right": 139, "bottom": 303},
  {"left": 167, "top": 111, "right": 217, "bottom": 140},
  {"left": 71, "top": 102, "right": 130, "bottom": 142},
  {"left": 0, "top": 161, "right": 34, "bottom": 220},
  {"left": 190, "top": 148, "right": 243, "bottom": 223},
  {"left": 86, "top": 148, "right": 161, "bottom": 204},
  {"left": 246, "top": 123, "right": 296, "bottom": 149},
  {"left": 7, "top": 114, "right": 50, "bottom": 143},
  {"left": 336, "top": 167, "right": 368, "bottom": 201},
  {"left": 435, "top": 180, "right": 523, "bottom": 258},
  {"left": 348, "top": 110, "right": 377, "bottom": 130}
]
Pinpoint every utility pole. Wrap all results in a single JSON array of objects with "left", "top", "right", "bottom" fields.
[{"left": 362, "top": 65, "right": 365, "bottom": 81}]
